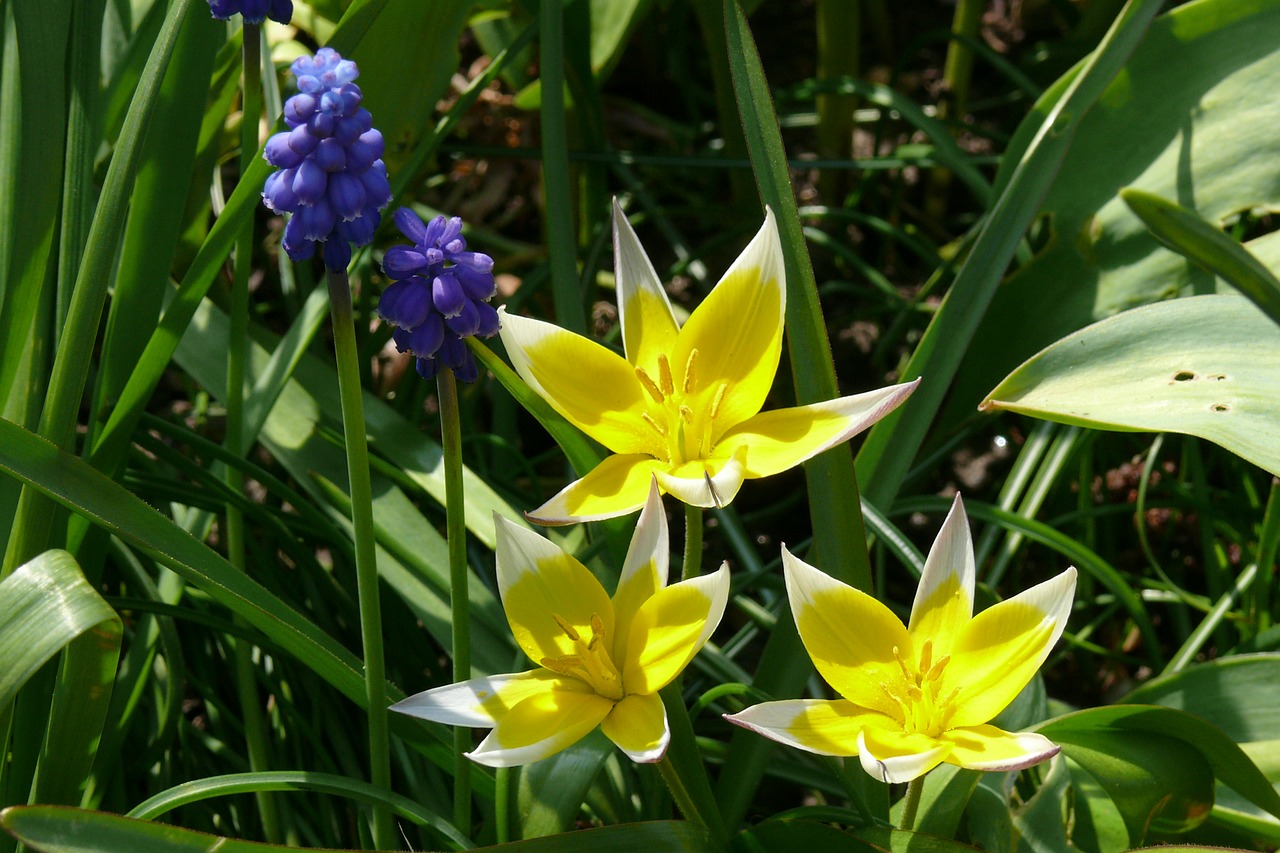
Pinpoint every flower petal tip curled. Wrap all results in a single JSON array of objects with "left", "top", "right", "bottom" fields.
[
  {"left": 503, "top": 209, "right": 914, "bottom": 524},
  {"left": 737, "top": 495, "right": 1075, "bottom": 784}
]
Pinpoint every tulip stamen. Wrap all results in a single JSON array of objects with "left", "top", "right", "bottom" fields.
[
  {"left": 657, "top": 354, "right": 675, "bottom": 397},
  {"left": 683, "top": 348, "right": 699, "bottom": 394},
  {"left": 635, "top": 367, "right": 665, "bottom": 403}
]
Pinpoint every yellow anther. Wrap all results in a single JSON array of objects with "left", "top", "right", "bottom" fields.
[
  {"left": 657, "top": 354, "right": 675, "bottom": 396},
  {"left": 893, "top": 646, "right": 912, "bottom": 680},
  {"left": 590, "top": 613, "right": 606, "bottom": 638},
  {"left": 540, "top": 655, "right": 584, "bottom": 676},
  {"left": 927, "top": 655, "right": 951, "bottom": 683},
  {"left": 680, "top": 404, "right": 694, "bottom": 424},
  {"left": 553, "top": 614, "right": 580, "bottom": 641},
  {"left": 907, "top": 684, "right": 923, "bottom": 702},
  {"left": 641, "top": 412, "right": 667, "bottom": 436},
  {"left": 683, "top": 348, "right": 699, "bottom": 394},
  {"left": 919, "top": 640, "right": 933, "bottom": 678},
  {"left": 709, "top": 383, "right": 728, "bottom": 420},
  {"left": 636, "top": 367, "right": 665, "bottom": 403}
]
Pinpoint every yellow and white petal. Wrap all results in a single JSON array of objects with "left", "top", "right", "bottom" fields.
[
  {"left": 613, "top": 199, "right": 679, "bottom": 377},
  {"left": 466, "top": 689, "right": 615, "bottom": 768},
  {"left": 600, "top": 691, "right": 669, "bottom": 763},
  {"left": 654, "top": 445, "right": 748, "bottom": 509},
  {"left": 782, "top": 547, "right": 911, "bottom": 718},
  {"left": 390, "top": 670, "right": 587, "bottom": 727},
  {"left": 907, "top": 493, "right": 975, "bottom": 651},
  {"left": 495, "top": 514, "right": 616, "bottom": 664},
  {"left": 611, "top": 479, "right": 669, "bottom": 666},
  {"left": 498, "top": 308, "right": 661, "bottom": 457},
  {"left": 947, "top": 567, "right": 1077, "bottom": 728},
  {"left": 525, "top": 455, "right": 666, "bottom": 525},
  {"left": 857, "top": 727, "right": 951, "bottom": 784},
  {"left": 671, "top": 210, "right": 785, "bottom": 436},
  {"left": 725, "top": 699, "right": 886, "bottom": 757},
  {"left": 622, "top": 563, "right": 730, "bottom": 695},
  {"left": 714, "top": 380, "right": 920, "bottom": 479},
  {"left": 943, "top": 724, "right": 1060, "bottom": 772}
]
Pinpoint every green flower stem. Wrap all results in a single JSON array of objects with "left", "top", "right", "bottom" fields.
[
  {"left": 226, "top": 22, "right": 281, "bottom": 844},
  {"left": 658, "top": 685, "right": 728, "bottom": 849},
  {"left": 436, "top": 366, "right": 473, "bottom": 833},
  {"left": 897, "top": 775, "right": 925, "bottom": 831},
  {"left": 325, "top": 267, "right": 392, "bottom": 851},
  {"left": 682, "top": 503, "right": 703, "bottom": 581},
  {"left": 495, "top": 767, "right": 511, "bottom": 843}
]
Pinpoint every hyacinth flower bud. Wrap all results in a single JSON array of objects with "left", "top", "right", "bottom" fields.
[
  {"left": 376, "top": 208, "right": 500, "bottom": 382},
  {"left": 207, "top": 0, "right": 292, "bottom": 25},
  {"left": 261, "top": 48, "right": 391, "bottom": 269}
]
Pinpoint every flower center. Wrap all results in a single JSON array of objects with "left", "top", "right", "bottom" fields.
[
  {"left": 634, "top": 349, "right": 729, "bottom": 467},
  {"left": 878, "top": 640, "right": 960, "bottom": 738},
  {"left": 540, "top": 613, "right": 624, "bottom": 701}
]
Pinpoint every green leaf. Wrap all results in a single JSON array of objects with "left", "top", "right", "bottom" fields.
[
  {"left": 125, "top": 771, "right": 470, "bottom": 850},
  {"left": 1039, "top": 704, "right": 1280, "bottom": 840},
  {"left": 855, "top": 826, "right": 985, "bottom": 852},
  {"left": 513, "top": 0, "right": 650, "bottom": 109},
  {"left": 1121, "top": 189, "right": 1280, "bottom": 328},
  {"left": 0, "top": 551, "right": 120, "bottom": 713},
  {"left": 0, "top": 806, "right": 707, "bottom": 853},
  {"left": 735, "top": 820, "right": 882, "bottom": 852},
  {"left": 981, "top": 295, "right": 1280, "bottom": 477},
  {"left": 516, "top": 731, "right": 611, "bottom": 838},
  {"left": 951, "top": 0, "right": 1280, "bottom": 435}
]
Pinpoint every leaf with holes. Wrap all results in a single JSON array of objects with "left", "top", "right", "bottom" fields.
[{"left": 982, "top": 295, "right": 1280, "bottom": 476}]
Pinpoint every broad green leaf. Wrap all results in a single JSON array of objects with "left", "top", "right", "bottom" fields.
[
  {"left": 0, "top": 551, "right": 120, "bottom": 713},
  {"left": 907, "top": 765, "right": 981, "bottom": 840},
  {"left": 1011, "top": 752, "right": 1072, "bottom": 853},
  {"left": 0, "top": 806, "right": 707, "bottom": 853},
  {"left": 1124, "top": 655, "right": 1280, "bottom": 840},
  {"left": 981, "top": 295, "right": 1280, "bottom": 477},
  {"left": 1039, "top": 704, "right": 1280, "bottom": 836},
  {"left": 1121, "top": 189, "right": 1280, "bottom": 328},
  {"left": 516, "top": 730, "right": 611, "bottom": 838},
  {"left": 1065, "top": 756, "right": 1129, "bottom": 853},
  {"left": 951, "top": 0, "right": 1280, "bottom": 430},
  {"left": 736, "top": 820, "right": 882, "bottom": 852},
  {"left": 1056, "top": 730, "right": 1214, "bottom": 844},
  {"left": 854, "top": 826, "right": 985, "bottom": 852}
]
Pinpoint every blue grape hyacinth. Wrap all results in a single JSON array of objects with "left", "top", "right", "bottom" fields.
[
  {"left": 262, "top": 48, "right": 391, "bottom": 270},
  {"left": 377, "top": 209, "right": 500, "bottom": 382},
  {"left": 208, "top": 0, "right": 292, "bottom": 24}
]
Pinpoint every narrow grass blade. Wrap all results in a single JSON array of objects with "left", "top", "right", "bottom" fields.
[{"left": 855, "top": 0, "right": 1165, "bottom": 509}]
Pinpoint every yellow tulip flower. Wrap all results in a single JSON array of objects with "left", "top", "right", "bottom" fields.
[
  {"left": 391, "top": 481, "right": 729, "bottom": 766},
  {"left": 498, "top": 202, "right": 919, "bottom": 523},
  {"left": 726, "top": 495, "right": 1076, "bottom": 783}
]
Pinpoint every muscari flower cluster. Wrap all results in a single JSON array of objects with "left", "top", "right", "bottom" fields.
[
  {"left": 207, "top": 0, "right": 292, "bottom": 25},
  {"left": 376, "top": 208, "right": 500, "bottom": 382},
  {"left": 262, "top": 48, "right": 391, "bottom": 270}
]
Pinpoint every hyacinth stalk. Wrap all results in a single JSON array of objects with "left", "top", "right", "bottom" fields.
[
  {"left": 262, "top": 47, "right": 393, "bottom": 849},
  {"left": 376, "top": 206, "right": 500, "bottom": 828},
  {"left": 225, "top": 18, "right": 280, "bottom": 842}
]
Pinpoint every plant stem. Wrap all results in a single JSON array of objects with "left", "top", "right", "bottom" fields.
[
  {"left": 437, "top": 366, "right": 473, "bottom": 833},
  {"left": 897, "top": 775, "right": 925, "bottom": 831},
  {"left": 495, "top": 767, "right": 511, "bottom": 843},
  {"left": 658, "top": 685, "right": 728, "bottom": 849},
  {"left": 226, "top": 21, "right": 281, "bottom": 844},
  {"left": 325, "top": 267, "right": 392, "bottom": 851},
  {"left": 683, "top": 503, "right": 703, "bottom": 581}
]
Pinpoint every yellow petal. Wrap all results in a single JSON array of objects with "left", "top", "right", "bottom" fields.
[
  {"left": 466, "top": 689, "right": 615, "bottom": 767},
  {"left": 498, "top": 309, "right": 660, "bottom": 457},
  {"left": 622, "top": 564, "right": 730, "bottom": 695},
  {"left": 495, "top": 515, "right": 616, "bottom": 665},
  {"left": 714, "top": 381, "right": 921, "bottom": 479},
  {"left": 907, "top": 493, "right": 975, "bottom": 652},
  {"left": 611, "top": 479, "right": 668, "bottom": 667},
  {"left": 782, "top": 547, "right": 910, "bottom": 719},
  {"left": 613, "top": 199, "right": 679, "bottom": 377},
  {"left": 653, "top": 445, "right": 748, "bottom": 509},
  {"left": 942, "top": 724, "right": 1060, "bottom": 772},
  {"left": 671, "top": 210, "right": 785, "bottom": 437},
  {"left": 390, "top": 669, "right": 580, "bottom": 727},
  {"left": 600, "top": 691, "right": 669, "bottom": 763},
  {"left": 525, "top": 454, "right": 665, "bottom": 525},
  {"left": 857, "top": 726, "right": 951, "bottom": 784},
  {"left": 725, "top": 699, "right": 889, "bottom": 757},
  {"left": 947, "top": 568, "right": 1077, "bottom": 727}
]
